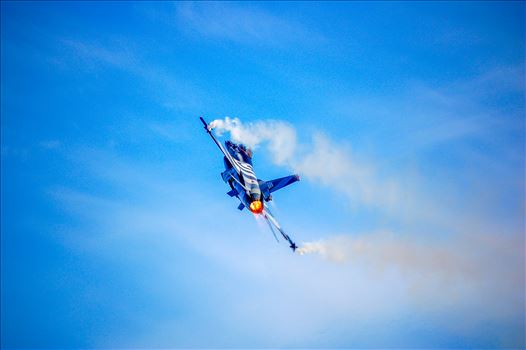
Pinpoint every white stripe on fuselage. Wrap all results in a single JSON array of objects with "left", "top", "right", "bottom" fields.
[
  {"left": 219, "top": 144, "right": 242, "bottom": 174},
  {"left": 217, "top": 140, "right": 258, "bottom": 188},
  {"left": 232, "top": 158, "right": 258, "bottom": 186}
]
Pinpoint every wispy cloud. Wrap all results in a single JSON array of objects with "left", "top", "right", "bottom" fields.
[
  {"left": 58, "top": 38, "right": 207, "bottom": 112},
  {"left": 175, "top": 2, "right": 324, "bottom": 47},
  {"left": 313, "top": 66, "right": 525, "bottom": 230},
  {"left": 60, "top": 38, "right": 137, "bottom": 71},
  {"left": 333, "top": 64, "right": 524, "bottom": 154}
]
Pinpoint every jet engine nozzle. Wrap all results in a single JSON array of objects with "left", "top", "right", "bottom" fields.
[{"left": 249, "top": 200, "right": 264, "bottom": 214}]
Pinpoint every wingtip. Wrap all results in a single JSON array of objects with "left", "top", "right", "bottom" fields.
[{"left": 199, "top": 116, "right": 212, "bottom": 132}]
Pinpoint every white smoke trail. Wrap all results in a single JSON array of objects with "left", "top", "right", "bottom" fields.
[
  {"left": 209, "top": 116, "right": 523, "bottom": 279},
  {"left": 296, "top": 237, "right": 351, "bottom": 263},
  {"left": 209, "top": 117, "right": 296, "bottom": 165},
  {"left": 209, "top": 116, "right": 399, "bottom": 210},
  {"left": 296, "top": 232, "right": 524, "bottom": 289},
  {"left": 208, "top": 116, "right": 524, "bottom": 314},
  {"left": 295, "top": 231, "right": 524, "bottom": 327}
]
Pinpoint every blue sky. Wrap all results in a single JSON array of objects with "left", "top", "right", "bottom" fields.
[{"left": 1, "top": 1, "right": 524, "bottom": 348}]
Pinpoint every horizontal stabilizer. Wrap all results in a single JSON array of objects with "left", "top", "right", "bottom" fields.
[
  {"left": 237, "top": 203, "right": 245, "bottom": 211},
  {"left": 260, "top": 174, "right": 300, "bottom": 201}
]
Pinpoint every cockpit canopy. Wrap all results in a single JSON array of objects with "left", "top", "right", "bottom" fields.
[{"left": 225, "top": 141, "right": 253, "bottom": 165}]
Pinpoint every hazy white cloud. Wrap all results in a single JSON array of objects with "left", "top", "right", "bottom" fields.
[
  {"left": 50, "top": 181, "right": 524, "bottom": 348},
  {"left": 54, "top": 186, "right": 524, "bottom": 348},
  {"left": 49, "top": 143, "right": 524, "bottom": 348}
]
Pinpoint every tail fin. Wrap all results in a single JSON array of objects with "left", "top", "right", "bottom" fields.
[{"left": 260, "top": 174, "right": 300, "bottom": 201}]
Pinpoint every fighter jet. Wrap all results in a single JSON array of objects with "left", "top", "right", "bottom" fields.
[{"left": 200, "top": 117, "right": 300, "bottom": 251}]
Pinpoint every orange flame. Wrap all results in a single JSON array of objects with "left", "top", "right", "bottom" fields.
[{"left": 249, "top": 200, "right": 264, "bottom": 214}]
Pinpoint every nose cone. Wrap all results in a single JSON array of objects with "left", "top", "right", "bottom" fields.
[{"left": 249, "top": 200, "right": 264, "bottom": 214}]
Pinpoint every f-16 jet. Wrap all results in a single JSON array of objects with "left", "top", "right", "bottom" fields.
[{"left": 200, "top": 117, "right": 300, "bottom": 251}]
